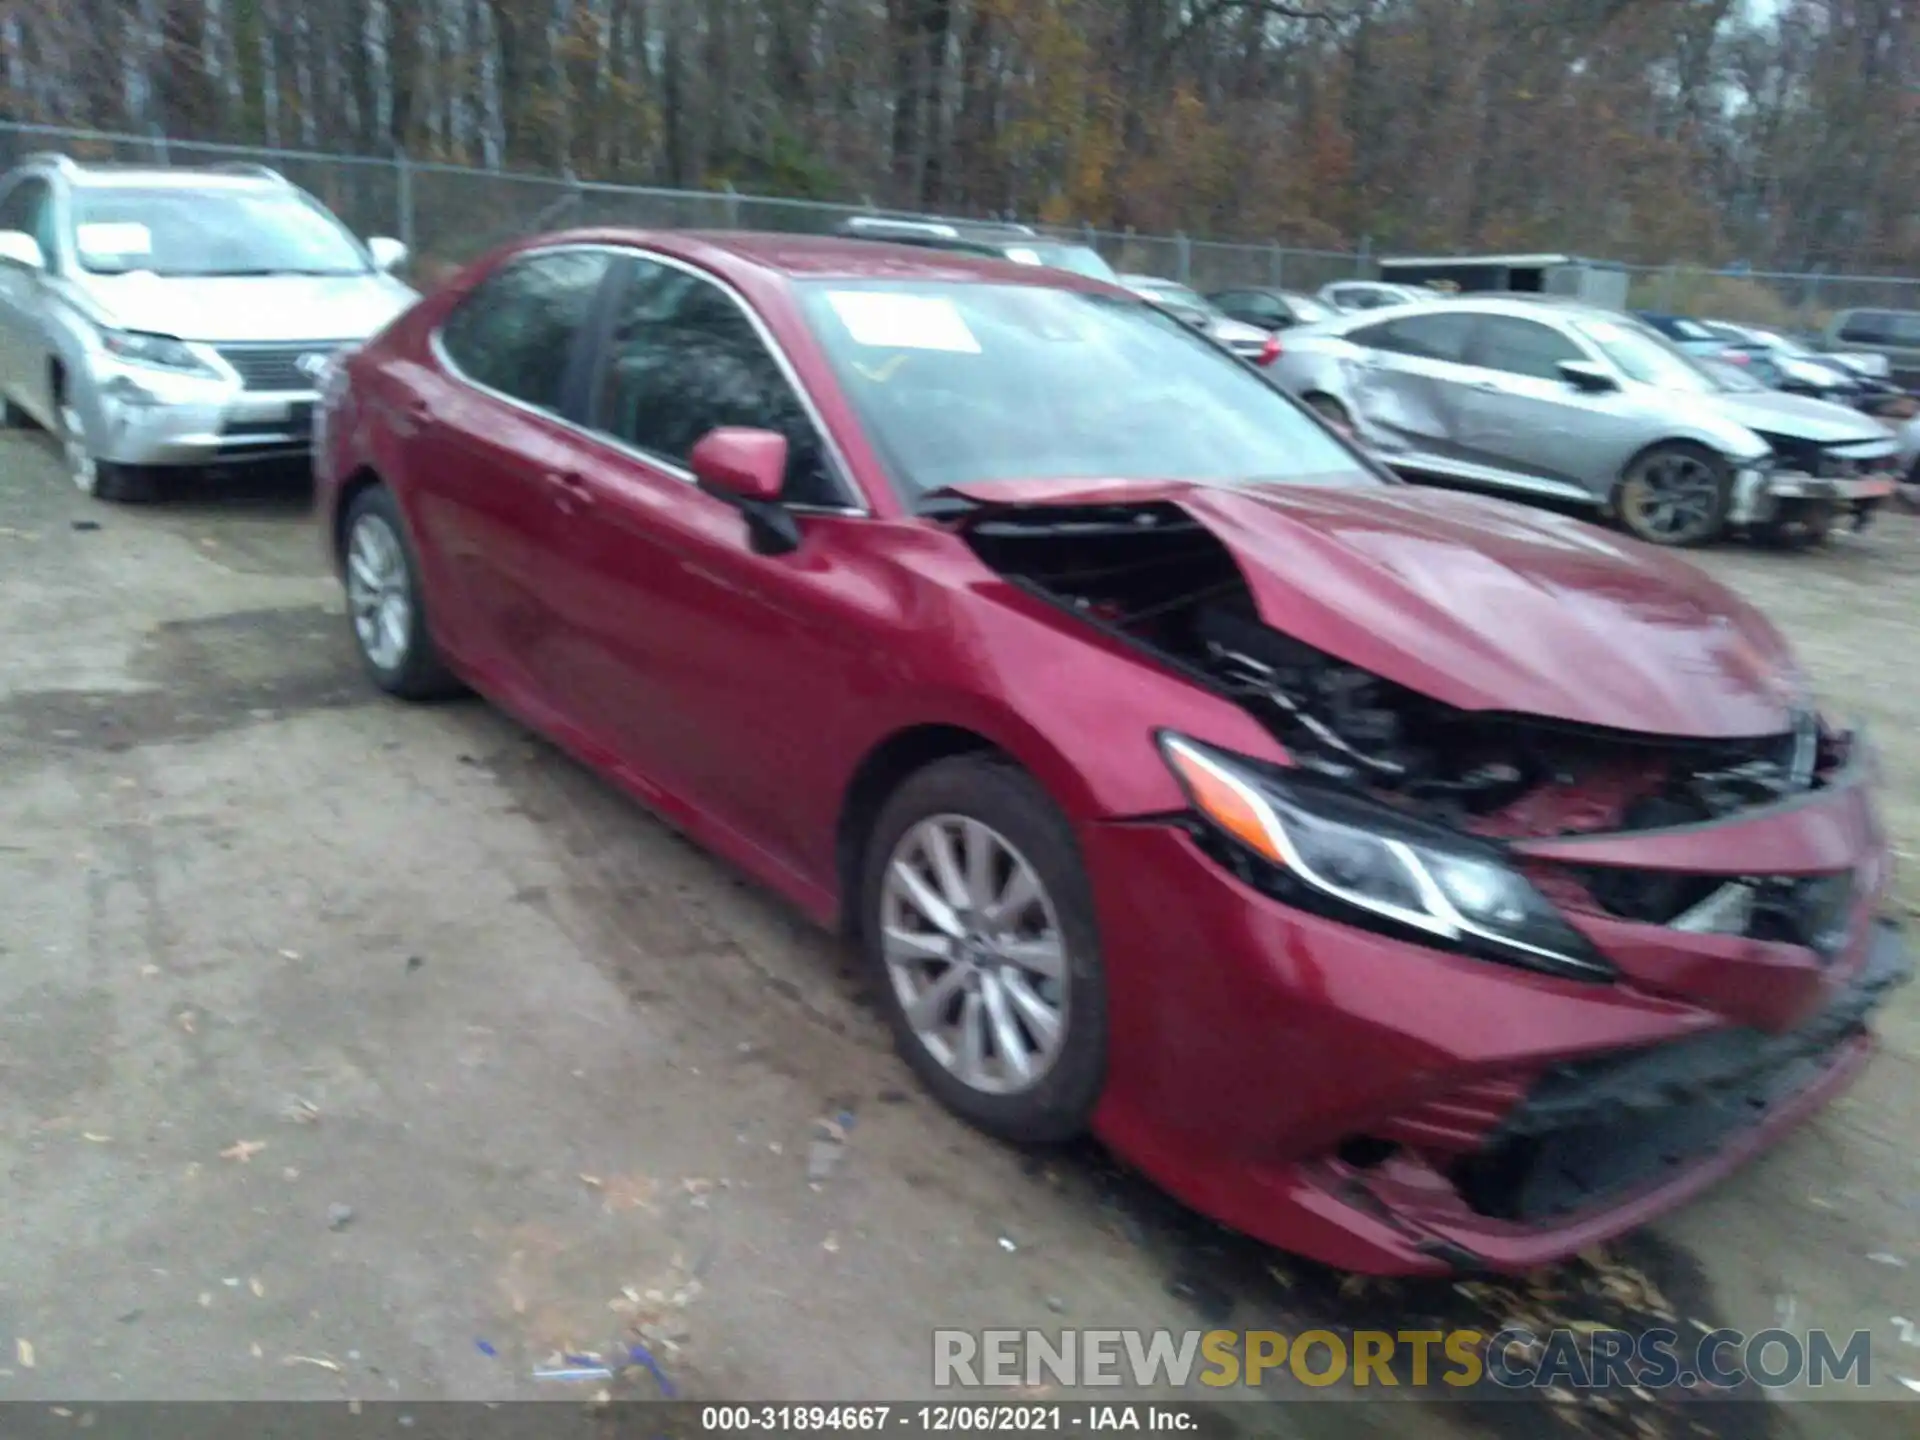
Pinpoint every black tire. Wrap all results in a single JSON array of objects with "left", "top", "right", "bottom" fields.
[
  {"left": 1303, "top": 392, "right": 1353, "bottom": 431},
  {"left": 56, "top": 393, "right": 160, "bottom": 503},
  {"left": 92, "top": 462, "right": 162, "bottom": 504},
  {"left": 1613, "top": 442, "right": 1731, "bottom": 547},
  {"left": 340, "top": 485, "right": 463, "bottom": 700},
  {"left": 1754, "top": 500, "right": 1836, "bottom": 550},
  {"left": 859, "top": 755, "right": 1107, "bottom": 1144}
]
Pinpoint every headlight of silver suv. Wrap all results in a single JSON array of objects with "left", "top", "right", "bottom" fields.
[
  {"left": 99, "top": 328, "right": 221, "bottom": 379},
  {"left": 1158, "top": 732, "right": 1613, "bottom": 981}
]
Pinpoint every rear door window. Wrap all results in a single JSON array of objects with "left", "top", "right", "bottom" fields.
[
  {"left": 1218, "top": 291, "right": 1286, "bottom": 325},
  {"left": 1348, "top": 312, "right": 1477, "bottom": 362},
  {"left": 0, "top": 178, "right": 57, "bottom": 270},
  {"left": 438, "top": 248, "right": 615, "bottom": 413},
  {"left": 1464, "top": 316, "right": 1585, "bottom": 380}
]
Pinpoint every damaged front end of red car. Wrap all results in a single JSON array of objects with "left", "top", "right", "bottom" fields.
[{"left": 953, "top": 482, "right": 1911, "bottom": 1273}]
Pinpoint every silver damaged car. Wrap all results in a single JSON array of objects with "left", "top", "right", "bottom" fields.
[
  {"left": 0, "top": 154, "right": 418, "bottom": 502},
  {"left": 1270, "top": 296, "right": 1902, "bottom": 546}
]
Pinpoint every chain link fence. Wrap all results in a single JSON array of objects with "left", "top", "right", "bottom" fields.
[{"left": 2, "top": 118, "right": 1914, "bottom": 328}]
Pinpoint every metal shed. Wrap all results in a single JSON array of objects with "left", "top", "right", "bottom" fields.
[{"left": 1377, "top": 253, "right": 1631, "bottom": 310}]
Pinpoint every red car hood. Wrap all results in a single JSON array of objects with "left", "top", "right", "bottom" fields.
[{"left": 951, "top": 479, "right": 1804, "bottom": 737}]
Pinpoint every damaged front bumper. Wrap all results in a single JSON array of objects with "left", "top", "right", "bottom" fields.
[
  {"left": 1731, "top": 457, "right": 1902, "bottom": 525},
  {"left": 1082, "top": 755, "right": 1910, "bottom": 1276},
  {"left": 1342, "top": 919, "right": 1907, "bottom": 1272}
]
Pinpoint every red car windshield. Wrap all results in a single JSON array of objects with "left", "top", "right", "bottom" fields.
[{"left": 796, "top": 279, "right": 1371, "bottom": 499}]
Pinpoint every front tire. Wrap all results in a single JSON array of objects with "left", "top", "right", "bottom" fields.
[
  {"left": 60, "top": 398, "right": 157, "bottom": 503},
  {"left": 341, "top": 486, "right": 462, "bottom": 700},
  {"left": 859, "top": 756, "right": 1107, "bottom": 1144},
  {"left": 1754, "top": 500, "right": 1836, "bottom": 550},
  {"left": 1614, "top": 443, "right": 1730, "bottom": 547}
]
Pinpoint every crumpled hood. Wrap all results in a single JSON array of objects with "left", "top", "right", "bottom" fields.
[
  {"left": 72, "top": 270, "right": 418, "bottom": 343},
  {"left": 956, "top": 479, "right": 1806, "bottom": 737},
  {"left": 1703, "top": 388, "right": 1897, "bottom": 448}
]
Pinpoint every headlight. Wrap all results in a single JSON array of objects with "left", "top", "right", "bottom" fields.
[
  {"left": 99, "top": 328, "right": 220, "bottom": 378},
  {"left": 1158, "top": 733, "right": 1612, "bottom": 980}
]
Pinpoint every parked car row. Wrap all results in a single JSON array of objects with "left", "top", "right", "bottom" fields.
[{"left": 0, "top": 166, "right": 1910, "bottom": 1277}]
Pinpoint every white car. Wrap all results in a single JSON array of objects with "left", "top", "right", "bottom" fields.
[
  {"left": 1117, "top": 274, "right": 1276, "bottom": 362},
  {"left": 0, "top": 153, "right": 418, "bottom": 501}
]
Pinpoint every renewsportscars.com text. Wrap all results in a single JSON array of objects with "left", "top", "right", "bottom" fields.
[{"left": 932, "top": 1327, "right": 1874, "bottom": 1391}]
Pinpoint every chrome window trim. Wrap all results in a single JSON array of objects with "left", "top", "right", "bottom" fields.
[{"left": 429, "top": 240, "right": 871, "bottom": 516}]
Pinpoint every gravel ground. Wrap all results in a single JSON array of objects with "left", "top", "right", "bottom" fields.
[{"left": 0, "top": 431, "right": 1913, "bottom": 1439}]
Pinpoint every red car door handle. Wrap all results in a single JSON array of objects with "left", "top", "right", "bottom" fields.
[{"left": 544, "top": 469, "right": 595, "bottom": 513}]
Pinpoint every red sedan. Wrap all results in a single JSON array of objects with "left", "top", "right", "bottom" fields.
[{"left": 315, "top": 231, "right": 1908, "bottom": 1274}]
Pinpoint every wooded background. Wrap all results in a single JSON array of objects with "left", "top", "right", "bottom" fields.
[{"left": 2, "top": 1, "right": 1916, "bottom": 274}]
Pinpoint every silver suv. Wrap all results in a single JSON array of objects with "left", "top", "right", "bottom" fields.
[{"left": 0, "top": 154, "right": 418, "bottom": 501}]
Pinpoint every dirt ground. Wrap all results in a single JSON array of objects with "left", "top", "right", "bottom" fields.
[{"left": 0, "top": 430, "right": 1914, "bottom": 1439}]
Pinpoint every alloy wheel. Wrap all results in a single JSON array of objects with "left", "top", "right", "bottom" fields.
[
  {"left": 880, "top": 814, "right": 1068, "bottom": 1096},
  {"left": 1620, "top": 451, "right": 1723, "bottom": 544},
  {"left": 345, "top": 512, "right": 413, "bottom": 673}
]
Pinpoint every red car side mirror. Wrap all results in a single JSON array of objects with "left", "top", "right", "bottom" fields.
[{"left": 690, "top": 427, "right": 788, "bottom": 503}]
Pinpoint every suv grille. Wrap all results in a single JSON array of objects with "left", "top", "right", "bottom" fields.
[{"left": 216, "top": 343, "right": 343, "bottom": 392}]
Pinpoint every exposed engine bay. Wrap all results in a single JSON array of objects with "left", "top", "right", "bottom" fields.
[{"left": 962, "top": 501, "right": 1840, "bottom": 848}]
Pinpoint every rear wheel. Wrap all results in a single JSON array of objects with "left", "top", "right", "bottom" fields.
[
  {"left": 860, "top": 756, "right": 1106, "bottom": 1144},
  {"left": 341, "top": 486, "right": 463, "bottom": 700},
  {"left": 1614, "top": 443, "right": 1730, "bottom": 547}
]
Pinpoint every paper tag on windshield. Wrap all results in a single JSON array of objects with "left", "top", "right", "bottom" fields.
[
  {"left": 825, "top": 291, "right": 981, "bottom": 353},
  {"left": 77, "top": 222, "right": 153, "bottom": 256}
]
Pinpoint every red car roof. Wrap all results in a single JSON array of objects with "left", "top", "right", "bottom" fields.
[{"left": 498, "top": 227, "right": 1122, "bottom": 293}]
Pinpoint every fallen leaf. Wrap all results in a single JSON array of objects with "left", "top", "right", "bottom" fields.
[
  {"left": 822, "top": 1234, "right": 840, "bottom": 1253},
  {"left": 140, "top": 964, "right": 160, "bottom": 978},
  {"left": 199, "top": 1293, "right": 212, "bottom": 1307},
  {"left": 578, "top": 1174, "right": 603, "bottom": 1189},
  {"left": 597, "top": 1174, "right": 657, "bottom": 1212},
  {"left": 249, "top": 1277, "right": 265, "bottom": 1298},
  {"left": 17, "top": 1339, "right": 35, "bottom": 1368},
  {"left": 82, "top": 1132, "right": 111, "bottom": 1143},
  {"left": 281, "top": 1354, "right": 342, "bottom": 1373},
  {"left": 250, "top": 1342, "right": 263, "bottom": 1358},
  {"left": 220, "top": 1140, "right": 266, "bottom": 1163}
]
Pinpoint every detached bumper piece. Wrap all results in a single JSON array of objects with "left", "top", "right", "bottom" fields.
[{"left": 1455, "top": 920, "right": 1910, "bottom": 1224}]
